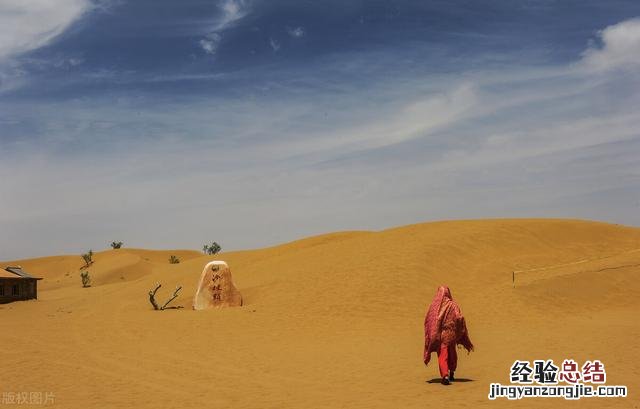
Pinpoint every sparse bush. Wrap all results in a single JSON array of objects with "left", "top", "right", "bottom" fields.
[
  {"left": 81, "top": 250, "right": 93, "bottom": 267},
  {"left": 203, "top": 242, "right": 222, "bottom": 255},
  {"left": 110, "top": 241, "right": 123, "bottom": 249},
  {"left": 169, "top": 255, "right": 180, "bottom": 264},
  {"left": 80, "top": 271, "right": 91, "bottom": 288}
]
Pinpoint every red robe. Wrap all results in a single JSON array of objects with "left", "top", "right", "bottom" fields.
[{"left": 423, "top": 286, "right": 473, "bottom": 368}]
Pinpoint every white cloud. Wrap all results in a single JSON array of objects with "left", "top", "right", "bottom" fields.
[
  {"left": 287, "top": 26, "right": 305, "bottom": 38},
  {"left": 200, "top": 33, "right": 222, "bottom": 55},
  {"left": 199, "top": 0, "right": 249, "bottom": 55},
  {"left": 0, "top": 0, "right": 90, "bottom": 62},
  {"left": 269, "top": 37, "right": 280, "bottom": 52},
  {"left": 581, "top": 17, "right": 640, "bottom": 71},
  {"left": 214, "top": 0, "right": 248, "bottom": 31}
]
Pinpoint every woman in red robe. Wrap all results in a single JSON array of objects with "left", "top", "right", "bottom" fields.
[{"left": 423, "top": 285, "right": 474, "bottom": 385}]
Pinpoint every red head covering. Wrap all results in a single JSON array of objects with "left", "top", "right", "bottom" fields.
[{"left": 423, "top": 285, "right": 473, "bottom": 366}]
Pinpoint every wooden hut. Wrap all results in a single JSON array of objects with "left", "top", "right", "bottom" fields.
[{"left": 0, "top": 266, "right": 42, "bottom": 304}]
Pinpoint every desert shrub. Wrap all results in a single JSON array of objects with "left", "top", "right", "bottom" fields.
[
  {"left": 81, "top": 250, "right": 93, "bottom": 267},
  {"left": 110, "top": 241, "right": 123, "bottom": 249},
  {"left": 169, "top": 255, "right": 180, "bottom": 264},
  {"left": 80, "top": 271, "right": 91, "bottom": 288},
  {"left": 203, "top": 242, "right": 222, "bottom": 255}
]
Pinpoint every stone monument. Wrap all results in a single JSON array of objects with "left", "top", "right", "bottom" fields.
[{"left": 193, "top": 261, "right": 243, "bottom": 310}]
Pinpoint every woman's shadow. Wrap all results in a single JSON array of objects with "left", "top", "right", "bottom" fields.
[{"left": 426, "top": 378, "right": 474, "bottom": 384}]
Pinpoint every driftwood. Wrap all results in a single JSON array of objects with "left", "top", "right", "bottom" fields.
[
  {"left": 161, "top": 286, "right": 183, "bottom": 310},
  {"left": 148, "top": 283, "right": 161, "bottom": 310},
  {"left": 148, "top": 283, "right": 183, "bottom": 310}
]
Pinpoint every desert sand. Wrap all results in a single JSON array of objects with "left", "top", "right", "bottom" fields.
[{"left": 1, "top": 219, "right": 639, "bottom": 408}]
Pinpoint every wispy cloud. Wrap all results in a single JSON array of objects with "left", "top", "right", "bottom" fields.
[
  {"left": 2, "top": 14, "right": 640, "bottom": 259},
  {"left": 0, "top": 62, "right": 26, "bottom": 93},
  {"left": 287, "top": 26, "right": 305, "bottom": 38},
  {"left": 214, "top": 0, "right": 249, "bottom": 31},
  {"left": 0, "top": 0, "right": 91, "bottom": 93},
  {"left": 200, "top": 33, "right": 222, "bottom": 55},
  {"left": 269, "top": 37, "right": 281, "bottom": 52},
  {"left": 199, "top": 0, "right": 250, "bottom": 55},
  {"left": 0, "top": 0, "right": 90, "bottom": 62}
]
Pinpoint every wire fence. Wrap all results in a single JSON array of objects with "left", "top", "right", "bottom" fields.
[{"left": 511, "top": 248, "right": 640, "bottom": 288}]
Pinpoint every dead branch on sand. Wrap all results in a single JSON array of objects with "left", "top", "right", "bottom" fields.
[
  {"left": 148, "top": 283, "right": 183, "bottom": 310},
  {"left": 161, "top": 286, "right": 183, "bottom": 310},
  {"left": 148, "top": 283, "right": 161, "bottom": 310}
]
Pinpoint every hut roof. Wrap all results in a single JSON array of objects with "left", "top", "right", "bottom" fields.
[{"left": 1, "top": 266, "right": 41, "bottom": 280}]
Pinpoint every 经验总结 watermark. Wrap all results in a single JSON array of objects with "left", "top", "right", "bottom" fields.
[{"left": 488, "top": 359, "right": 627, "bottom": 400}]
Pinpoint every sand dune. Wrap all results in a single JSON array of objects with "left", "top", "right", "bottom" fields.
[{"left": 1, "top": 219, "right": 639, "bottom": 408}]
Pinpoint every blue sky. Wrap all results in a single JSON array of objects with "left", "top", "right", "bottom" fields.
[{"left": 1, "top": 0, "right": 640, "bottom": 259}]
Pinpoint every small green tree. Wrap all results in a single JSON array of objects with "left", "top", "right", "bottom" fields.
[
  {"left": 169, "top": 255, "right": 180, "bottom": 264},
  {"left": 81, "top": 250, "right": 93, "bottom": 267},
  {"left": 110, "top": 241, "right": 123, "bottom": 249},
  {"left": 80, "top": 271, "right": 91, "bottom": 288},
  {"left": 203, "top": 242, "right": 222, "bottom": 255}
]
